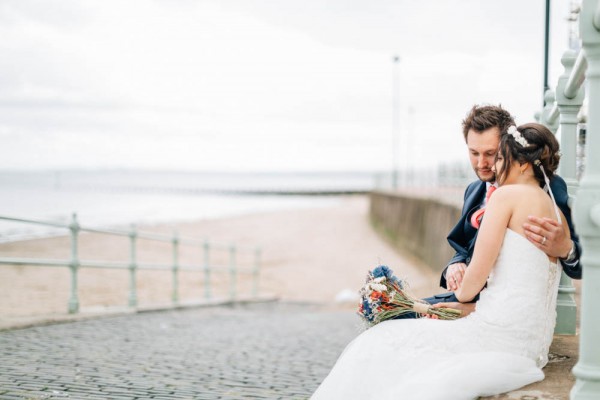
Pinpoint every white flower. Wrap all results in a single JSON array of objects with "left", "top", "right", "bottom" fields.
[
  {"left": 507, "top": 125, "right": 529, "bottom": 147},
  {"left": 516, "top": 137, "right": 529, "bottom": 147},
  {"left": 373, "top": 277, "right": 386, "bottom": 283},
  {"left": 368, "top": 283, "right": 387, "bottom": 292}
]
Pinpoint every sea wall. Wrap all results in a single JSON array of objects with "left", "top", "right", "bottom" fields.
[{"left": 369, "top": 190, "right": 462, "bottom": 274}]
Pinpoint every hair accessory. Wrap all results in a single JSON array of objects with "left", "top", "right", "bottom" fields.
[{"left": 507, "top": 126, "right": 530, "bottom": 147}]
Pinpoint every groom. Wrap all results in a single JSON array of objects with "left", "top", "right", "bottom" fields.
[{"left": 425, "top": 104, "right": 582, "bottom": 316}]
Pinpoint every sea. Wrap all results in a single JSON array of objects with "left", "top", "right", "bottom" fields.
[{"left": 0, "top": 170, "right": 379, "bottom": 242}]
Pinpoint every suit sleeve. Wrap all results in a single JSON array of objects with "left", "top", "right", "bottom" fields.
[
  {"left": 440, "top": 244, "right": 470, "bottom": 288},
  {"left": 551, "top": 176, "right": 582, "bottom": 279},
  {"left": 440, "top": 185, "right": 473, "bottom": 288}
]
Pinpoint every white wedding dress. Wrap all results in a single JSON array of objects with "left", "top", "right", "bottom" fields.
[{"left": 312, "top": 229, "right": 561, "bottom": 400}]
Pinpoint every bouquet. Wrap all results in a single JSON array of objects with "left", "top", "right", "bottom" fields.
[{"left": 358, "top": 265, "right": 461, "bottom": 325}]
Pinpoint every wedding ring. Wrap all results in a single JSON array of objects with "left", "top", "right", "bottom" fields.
[{"left": 542, "top": 236, "right": 547, "bottom": 245}]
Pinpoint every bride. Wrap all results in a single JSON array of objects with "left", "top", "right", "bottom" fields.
[{"left": 311, "top": 123, "right": 568, "bottom": 400}]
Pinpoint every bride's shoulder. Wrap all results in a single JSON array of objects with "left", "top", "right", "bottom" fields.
[{"left": 493, "top": 184, "right": 542, "bottom": 200}]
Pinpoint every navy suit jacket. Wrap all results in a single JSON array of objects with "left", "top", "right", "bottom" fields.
[{"left": 440, "top": 175, "right": 582, "bottom": 288}]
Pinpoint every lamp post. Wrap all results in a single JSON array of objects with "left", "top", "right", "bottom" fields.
[
  {"left": 543, "top": 0, "right": 551, "bottom": 107},
  {"left": 392, "top": 55, "right": 400, "bottom": 189}
]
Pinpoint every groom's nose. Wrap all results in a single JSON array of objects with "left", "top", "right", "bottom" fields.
[{"left": 478, "top": 155, "right": 489, "bottom": 168}]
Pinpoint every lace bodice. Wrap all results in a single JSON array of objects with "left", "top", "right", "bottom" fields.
[{"left": 461, "top": 229, "right": 560, "bottom": 366}]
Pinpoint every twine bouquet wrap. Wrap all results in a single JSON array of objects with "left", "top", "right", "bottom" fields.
[{"left": 358, "top": 265, "right": 461, "bottom": 326}]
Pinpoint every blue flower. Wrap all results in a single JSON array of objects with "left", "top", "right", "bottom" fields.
[
  {"left": 360, "top": 298, "right": 374, "bottom": 321},
  {"left": 372, "top": 265, "right": 393, "bottom": 279},
  {"left": 371, "top": 265, "right": 404, "bottom": 289}
]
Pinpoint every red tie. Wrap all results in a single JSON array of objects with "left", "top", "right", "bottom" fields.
[{"left": 470, "top": 185, "right": 496, "bottom": 229}]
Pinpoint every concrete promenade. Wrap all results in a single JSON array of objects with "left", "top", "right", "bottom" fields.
[
  {"left": 0, "top": 300, "right": 580, "bottom": 400},
  {"left": 0, "top": 302, "right": 360, "bottom": 399}
]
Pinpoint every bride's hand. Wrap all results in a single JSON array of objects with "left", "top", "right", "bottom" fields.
[{"left": 425, "top": 302, "right": 476, "bottom": 319}]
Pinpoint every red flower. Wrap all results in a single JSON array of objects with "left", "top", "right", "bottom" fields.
[{"left": 370, "top": 291, "right": 383, "bottom": 301}]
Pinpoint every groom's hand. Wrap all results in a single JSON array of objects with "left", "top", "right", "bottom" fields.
[
  {"left": 446, "top": 263, "right": 467, "bottom": 291},
  {"left": 523, "top": 216, "right": 571, "bottom": 258}
]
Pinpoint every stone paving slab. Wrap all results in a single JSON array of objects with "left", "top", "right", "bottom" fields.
[
  {"left": 0, "top": 302, "right": 362, "bottom": 399},
  {"left": 0, "top": 302, "right": 579, "bottom": 399}
]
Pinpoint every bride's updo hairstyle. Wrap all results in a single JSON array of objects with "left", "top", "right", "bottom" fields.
[{"left": 496, "top": 122, "right": 561, "bottom": 187}]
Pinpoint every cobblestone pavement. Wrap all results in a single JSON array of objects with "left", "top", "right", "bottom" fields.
[{"left": 0, "top": 302, "right": 363, "bottom": 399}]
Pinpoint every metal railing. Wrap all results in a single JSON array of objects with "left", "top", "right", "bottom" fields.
[
  {"left": 538, "top": 1, "right": 600, "bottom": 398},
  {"left": 537, "top": 49, "right": 585, "bottom": 339},
  {"left": 0, "top": 213, "right": 261, "bottom": 314}
]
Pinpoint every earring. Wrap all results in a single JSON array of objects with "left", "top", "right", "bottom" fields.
[{"left": 520, "top": 170, "right": 524, "bottom": 175}]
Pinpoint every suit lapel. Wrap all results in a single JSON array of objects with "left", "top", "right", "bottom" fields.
[
  {"left": 464, "top": 181, "right": 487, "bottom": 213},
  {"left": 464, "top": 181, "right": 487, "bottom": 251}
]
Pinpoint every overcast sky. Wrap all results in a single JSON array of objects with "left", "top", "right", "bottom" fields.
[{"left": 0, "top": 0, "right": 576, "bottom": 172}]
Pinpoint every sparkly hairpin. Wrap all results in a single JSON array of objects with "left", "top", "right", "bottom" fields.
[{"left": 507, "top": 126, "right": 530, "bottom": 147}]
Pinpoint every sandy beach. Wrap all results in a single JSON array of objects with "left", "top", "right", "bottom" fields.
[{"left": 0, "top": 195, "right": 441, "bottom": 327}]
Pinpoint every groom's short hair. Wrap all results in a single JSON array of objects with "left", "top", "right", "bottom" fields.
[{"left": 462, "top": 105, "right": 515, "bottom": 142}]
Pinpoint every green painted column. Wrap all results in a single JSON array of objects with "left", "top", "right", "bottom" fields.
[
  {"left": 557, "top": 50, "right": 585, "bottom": 190},
  {"left": 571, "top": 0, "right": 600, "bottom": 398},
  {"left": 68, "top": 213, "right": 80, "bottom": 314},
  {"left": 555, "top": 49, "right": 584, "bottom": 335}
]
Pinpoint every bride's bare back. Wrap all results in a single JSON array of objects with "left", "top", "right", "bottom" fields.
[
  {"left": 503, "top": 184, "right": 566, "bottom": 246},
  {"left": 455, "top": 182, "right": 568, "bottom": 302}
]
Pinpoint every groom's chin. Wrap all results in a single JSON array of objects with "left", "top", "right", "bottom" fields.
[{"left": 476, "top": 171, "right": 496, "bottom": 183}]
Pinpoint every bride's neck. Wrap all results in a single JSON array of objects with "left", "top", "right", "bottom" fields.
[
  {"left": 515, "top": 175, "right": 539, "bottom": 186},
  {"left": 499, "top": 170, "right": 539, "bottom": 187}
]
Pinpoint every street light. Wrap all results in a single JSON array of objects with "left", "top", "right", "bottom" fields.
[
  {"left": 392, "top": 55, "right": 400, "bottom": 189},
  {"left": 543, "top": 0, "right": 551, "bottom": 106}
]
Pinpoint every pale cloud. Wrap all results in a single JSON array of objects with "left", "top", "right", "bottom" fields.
[{"left": 0, "top": 0, "right": 574, "bottom": 172}]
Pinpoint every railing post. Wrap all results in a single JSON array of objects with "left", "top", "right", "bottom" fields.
[
  {"left": 253, "top": 247, "right": 261, "bottom": 297},
  {"left": 172, "top": 231, "right": 179, "bottom": 304},
  {"left": 68, "top": 213, "right": 80, "bottom": 314},
  {"left": 128, "top": 224, "right": 138, "bottom": 308},
  {"left": 572, "top": 0, "right": 600, "bottom": 398},
  {"left": 555, "top": 49, "right": 584, "bottom": 335},
  {"left": 558, "top": 49, "right": 586, "bottom": 191},
  {"left": 542, "top": 90, "right": 560, "bottom": 134},
  {"left": 229, "top": 244, "right": 236, "bottom": 300},
  {"left": 203, "top": 239, "right": 211, "bottom": 300}
]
